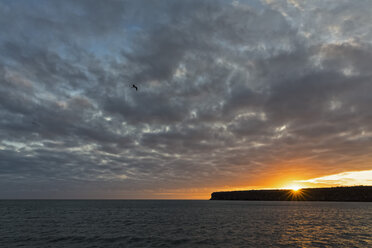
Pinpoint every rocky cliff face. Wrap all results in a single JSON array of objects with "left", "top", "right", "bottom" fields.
[{"left": 210, "top": 186, "right": 372, "bottom": 202}]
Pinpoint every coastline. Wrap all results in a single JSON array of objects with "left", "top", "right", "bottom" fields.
[{"left": 210, "top": 186, "right": 372, "bottom": 202}]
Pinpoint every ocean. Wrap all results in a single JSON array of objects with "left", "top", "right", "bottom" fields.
[{"left": 0, "top": 200, "right": 371, "bottom": 247}]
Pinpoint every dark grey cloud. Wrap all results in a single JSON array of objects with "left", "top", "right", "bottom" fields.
[{"left": 1, "top": 0, "right": 372, "bottom": 198}]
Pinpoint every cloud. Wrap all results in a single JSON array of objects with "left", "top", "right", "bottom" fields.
[
  {"left": 297, "top": 170, "right": 372, "bottom": 186},
  {"left": 0, "top": 0, "right": 372, "bottom": 198}
]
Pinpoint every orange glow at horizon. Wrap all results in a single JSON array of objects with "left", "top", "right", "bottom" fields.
[
  {"left": 143, "top": 169, "right": 372, "bottom": 199},
  {"left": 203, "top": 169, "right": 372, "bottom": 199},
  {"left": 254, "top": 169, "right": 372, "bottom": 190}
]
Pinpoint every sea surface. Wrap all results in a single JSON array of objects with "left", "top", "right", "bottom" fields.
[{"left": 0, "top": 200, "right": 371, "bottom": 247}]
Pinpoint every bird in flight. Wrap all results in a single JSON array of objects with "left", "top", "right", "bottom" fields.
[{"left": 131, "top": 84, "right": 138, "bottom": 91}]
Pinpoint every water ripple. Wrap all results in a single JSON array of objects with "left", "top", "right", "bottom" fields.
[{"left": 0, "top": 200, "right": 371, "bottom": 247}]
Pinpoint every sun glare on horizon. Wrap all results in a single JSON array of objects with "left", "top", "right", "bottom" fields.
[
  {"left": 283, "top": 185, "right": 302, "bottom": 191},
  {"left": 291, "top": 186, "right": 301, "bottom": 191}
]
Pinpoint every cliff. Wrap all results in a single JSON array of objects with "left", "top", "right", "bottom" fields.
[{"left": 210, "top": 186, "right": 372, "bottom": 202}]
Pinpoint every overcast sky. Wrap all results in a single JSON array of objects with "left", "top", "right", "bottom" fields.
[{"left": 1, "top": 0, "right": 372, "bottom": 199}]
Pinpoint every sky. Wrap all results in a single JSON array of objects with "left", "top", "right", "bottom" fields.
[{"left": 1, "top": 0, "right": 372, "bottom": 199}]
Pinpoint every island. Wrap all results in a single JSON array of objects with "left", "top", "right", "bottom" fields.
[{"left": 210, "top": 186, "right": 372, "bottom": 202}]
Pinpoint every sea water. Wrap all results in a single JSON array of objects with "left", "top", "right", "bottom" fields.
[{"left": 0, "top": 200, "right": 371, "bottom": 247}]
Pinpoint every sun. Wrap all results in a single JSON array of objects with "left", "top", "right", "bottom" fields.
[
  {"left": 283, "top": 184, "right": 302, "bottom": 191},
  {"left": 290, "top": 185, "right": 301, "bottom": 191},
  {"left": 285, "top": 185, "right": 307, "bottom": 200},
  {"left": 281, "top": 184, "right": 303, "bottom": 192}
]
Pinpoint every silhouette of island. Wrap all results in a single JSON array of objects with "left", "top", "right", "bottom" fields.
[{"left": 210, "top": 186, "right": 372, "bottom": 202}]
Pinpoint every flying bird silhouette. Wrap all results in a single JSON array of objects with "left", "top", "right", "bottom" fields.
[{"left": 131, "top": 84, "right": 138, "bottom": 91}]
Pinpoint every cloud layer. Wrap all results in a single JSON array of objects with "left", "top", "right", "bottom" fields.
[{"left": 1, "top": 0, "right": 372, "bottom": 198}]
